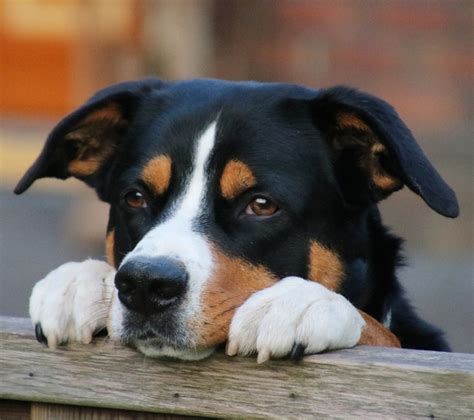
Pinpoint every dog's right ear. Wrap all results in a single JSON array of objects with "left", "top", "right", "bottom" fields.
[
  {"left": 306, "top": 87, "right": 459, "bottom": 218},
  {"left": 14, "top": 79, "right": 162, "bottom": 197}
]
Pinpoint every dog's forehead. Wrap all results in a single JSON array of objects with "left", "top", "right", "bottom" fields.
[
  {"left": 135, "top": 79, "right": 314, "bottom": 139},
  {"left": 132, "top": 80, "right": 323, "bottom": 166},
  {"left": 115, "top": 79, "right": 334, "bottom": 206}
]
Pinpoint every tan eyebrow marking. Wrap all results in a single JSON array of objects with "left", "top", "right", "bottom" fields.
[
  {"left": 141, "top": 155, "right": 172, "bottom": 195},
  {"left": 307, "top": 241, "right": 344, "bottom": 291},
  {"left": 220, "top": 159, "right": 256, "bottom": 200}
]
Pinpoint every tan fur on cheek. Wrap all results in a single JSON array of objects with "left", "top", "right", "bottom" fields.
[
  {"left": 194, "top": 252, "right": 277, "bottom": 347},
  {"left": 308, "top": 241, "right": 344, "bottom": 291},
  {"left": 220, "top": 160, "right": 256, "bottom": 199},
  {"left": 358, "top": 311, "right": 401, "bottom": 347},
  {"left": 105, "top": 230, "right": 115, "bottom": 267},
  {"left": 141, "top": 155, "right": 172, "bottom": 195}
]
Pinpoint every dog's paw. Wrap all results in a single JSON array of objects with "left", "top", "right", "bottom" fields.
[
  {"left": 226, "top": 276, "right": 365, "bottom": 363},
  {"left": 29, "top": 259, "right": 116, "bottom": 349}
]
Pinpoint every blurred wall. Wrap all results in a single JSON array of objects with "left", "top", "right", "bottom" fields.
[
  {"left": 1, "top": 0, "right": 472, "bottom": 352},
  {"left": 214, "top": 1, "right": 472, "bottom": 131},
  {"left": 0, "top": 0, "right": 143, "bottom": 118}
]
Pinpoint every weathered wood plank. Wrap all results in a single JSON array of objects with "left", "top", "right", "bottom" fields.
[
  {"left": 305, "top": 345, "right": 474, "bottom": 373},
  {"left": 0, "top": 400, "right": 31, "bottom": 420},
  {"left": 1, "top": 317, "right": 473, "bottom": 418},
  {"left": 30, "top": 402, "right": 195, "bottom": 419}
]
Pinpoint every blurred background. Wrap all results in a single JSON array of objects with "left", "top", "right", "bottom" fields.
[{"left": 0, "top": 0, "right": 472, "bottom": 352}]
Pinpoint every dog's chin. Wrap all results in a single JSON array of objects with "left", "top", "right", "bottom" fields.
[
  {"left": 110, "top": 298, "right": 215, "bottom": 360},
  {"left": 133, "top": 338, "right": 215, "bottom": 360}
]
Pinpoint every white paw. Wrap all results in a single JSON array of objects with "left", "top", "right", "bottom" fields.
[
  {"left": 226, "top": 277, "right": 365, "bottom": 363},
  {"left": 29, "top": 259, "right": 116, "bottom": 348}
]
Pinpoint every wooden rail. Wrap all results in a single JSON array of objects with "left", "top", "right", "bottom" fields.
[{"left": 1, "top": 316, "right": 473, "bottom": 419}]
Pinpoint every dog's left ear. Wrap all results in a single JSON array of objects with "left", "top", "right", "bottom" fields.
[
  {"left": 309, "top": 86, "right": 459, "bottom": 217},
  {"left": 14, "top": 79, "right": 161, "bottom": 198}
]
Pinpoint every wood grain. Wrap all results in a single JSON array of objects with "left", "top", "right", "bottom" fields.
[
  {"left": 0, "top": 400, "right": 31, "bottom": 420},
  {"left": 30, "top": 402, "right": 194, "bottom": 419},
  {"left": 1, "top": 317, "right": 473, "bottom": 418}
]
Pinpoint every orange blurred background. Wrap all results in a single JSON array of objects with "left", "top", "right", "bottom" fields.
[{"left": 0, "top": 0, "right": 472, "bottom": 352}]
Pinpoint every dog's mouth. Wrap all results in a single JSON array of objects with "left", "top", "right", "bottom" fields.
[
  {"left": 122, "top": 326, "right": 216, "bottom": 361},
  {"left": 132, "top": 338, "right": 215, "bottom": 360},
  {"left": 116, "top": 306, "right": 216, "bottom": 360}
]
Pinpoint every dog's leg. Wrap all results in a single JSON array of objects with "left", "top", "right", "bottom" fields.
[
  {"left": 357, "top": 311, "right": 401, "bottom": 347},
  {"left": 227, "top": 276, "right": 399, "bottom": 363},
  {"left": 29, "top": 259, "right": 116, "bottom": 348}
]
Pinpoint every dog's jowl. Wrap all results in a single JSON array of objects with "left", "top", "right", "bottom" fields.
[{"left": 16, "top": 78, "right": 458, "bottom": 361}]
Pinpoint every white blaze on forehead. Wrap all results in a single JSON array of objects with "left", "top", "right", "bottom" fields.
[
  {"left": 171, "top": 120, "right": 217, "bottom": 222},
  {"left": 121, "top": 120, "right": 217, "bottom": 320}
]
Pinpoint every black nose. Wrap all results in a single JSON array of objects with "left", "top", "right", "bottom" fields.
[{"left": 115, "top": 256, "right": 188, "bottom": 315}]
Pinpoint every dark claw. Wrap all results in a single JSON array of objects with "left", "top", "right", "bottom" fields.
[
  {"left": 289, "top": 343, "right": 306, "bottom": 360},
  {"left": 35, "top": 323, "right": 47, "bottom": 345},
  {"left": 94, "top": 327, "right": 108, "bottom": 337}
]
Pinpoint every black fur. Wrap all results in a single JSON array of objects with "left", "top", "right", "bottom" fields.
[{"left": 16, "top": 78, "right": 457, "bottom": 351}]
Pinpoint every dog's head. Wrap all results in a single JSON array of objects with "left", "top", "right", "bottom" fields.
[{"left": 16, "top": 79, "right": 458, "bottom": 359}]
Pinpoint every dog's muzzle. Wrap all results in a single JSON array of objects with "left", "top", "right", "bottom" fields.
[{"left": 115, "top": 256, "right": 188, "bottom": 315}]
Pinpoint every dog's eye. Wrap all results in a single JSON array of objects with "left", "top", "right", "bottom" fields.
[
  {"left": 245, "top": 196, "right": 279, "bottom": 217},
  {"left": 124, "top": 190, "right": 148, "bottom": 209}
]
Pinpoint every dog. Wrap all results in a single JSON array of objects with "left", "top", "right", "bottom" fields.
[{"left": 15, "top": 78, "right": 458, "bottom": 362}]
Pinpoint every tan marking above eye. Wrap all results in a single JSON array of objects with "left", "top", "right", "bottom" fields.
[
  {"left": 220, "top": 159, "right": 256, "bottom": 199},
  {"left": 308, "top": 241, "right": 344, "bottom": 291},
  {"left": 141, "top": 155, "right": 172, "bottom": 195}
]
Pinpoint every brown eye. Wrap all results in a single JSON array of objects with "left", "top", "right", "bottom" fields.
[
  {"left": 124, "top": 190, "right": 147, "bottom": 209},
  {"left": 246, "top": 196, "right": 279, "bottom": 216}
]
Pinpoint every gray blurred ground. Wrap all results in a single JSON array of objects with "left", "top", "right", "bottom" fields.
[{"left": 0, "top": 120, "right": 472, "bottom": 353}]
